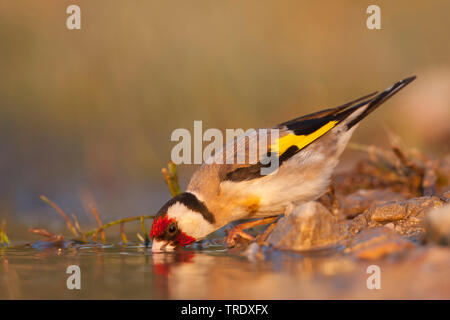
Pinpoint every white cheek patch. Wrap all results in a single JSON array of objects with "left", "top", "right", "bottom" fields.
[{"left": 167, "top": 203, "right": 216, "bottom": 240}]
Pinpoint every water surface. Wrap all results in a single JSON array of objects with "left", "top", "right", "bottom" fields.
[{"left": 2, "top": 240, "right": 449, "bottom": 299}]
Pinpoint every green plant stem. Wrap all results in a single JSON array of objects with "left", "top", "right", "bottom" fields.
[
  {"left": 140, "top": 215, "right": 150, "bottom": 246},
  {"left": 83, "top": 215, "right": 155, "bottom": 239},
  {"left": 162, "top": 161, "right": 181, "bottom": 197},
  {"left": 168, "top": 161, "right": 181, "bottom": 196}
]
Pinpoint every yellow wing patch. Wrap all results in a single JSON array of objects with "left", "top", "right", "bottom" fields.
[{"left": 271, "top": 121, "right": 338, "bottom": 155}]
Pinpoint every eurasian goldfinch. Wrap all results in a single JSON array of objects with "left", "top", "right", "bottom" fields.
[{"left": 150, "top": 76, "right": 416, "bottom": 252}]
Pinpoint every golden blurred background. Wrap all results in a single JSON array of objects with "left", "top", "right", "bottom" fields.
[{"left": 0, "top": 0, "right": 449, "bottom": 226}]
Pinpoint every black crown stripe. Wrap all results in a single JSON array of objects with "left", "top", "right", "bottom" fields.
[{"left": 156, "top": 192, "right": 215, "bottom": 224}]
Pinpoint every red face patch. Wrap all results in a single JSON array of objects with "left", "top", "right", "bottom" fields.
[
  {"left": 150, "top": 215, "right": 196, "bottom": 247},
  {"left": 174, "top": 232, "right": 196, "bottom": 247},
  {"left": 150, "top": 215, "right": 173, "bottom": 239}
]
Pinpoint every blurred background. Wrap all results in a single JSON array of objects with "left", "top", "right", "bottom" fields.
[{"left": 0, "top": 0, "right": 449, "bottom": 232}]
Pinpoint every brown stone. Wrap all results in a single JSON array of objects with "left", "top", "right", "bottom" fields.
[
  {"left": 345, "top": 227, "right": 415, "bottom": 260},
  {"left": 349, "top": 196, "right": 445, "bottom": 237},
  {"left": 424, "top": 204, "right": 450, "bottom": 245},
  {"left": 340, "top": 189, "right": 406, "bottom": 219},
  {"left": 370, "top": 201, "right": 407, "bottom": 222},
  {"left": 267, "top": 201, "right": 346, "bottom": 251}
]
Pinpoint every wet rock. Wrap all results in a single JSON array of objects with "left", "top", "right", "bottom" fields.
[
  {"left": 339, "top": 189, "right": 406, "bottom": 219},
  {"left": 349, "top": 196, "right": 445, "bottom": 238},
  {"left": 345, "top": 227, "right": 415, "bottom": 260},
  {"left": 424, "top": 204, "right": 450, "bottom": 245},
  {"left": 437, "top": 155, "right": 450, "bottom": 185},
  {"left": 267, "top": 202, "right": 346, "bottom": 251},
  {"left": 371, "top": 201, "right": 407, "bottom": 222},
  {"left": 243, "top": 242, "right": 267, "bottom": 261},
  {"left": 442, "top": 190, "right": 450, "bottom": 201}
]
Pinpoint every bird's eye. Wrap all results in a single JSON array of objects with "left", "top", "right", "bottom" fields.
[{"left": 168, "top": 223, "right": 177, "bottom": 234}]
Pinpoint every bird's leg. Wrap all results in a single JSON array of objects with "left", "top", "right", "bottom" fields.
[
  {"left": 255, "top": 220, "right": 280, "bottom": 245},
  {"left": 225, "top": 216, "right": 278, "bottom": 247}
]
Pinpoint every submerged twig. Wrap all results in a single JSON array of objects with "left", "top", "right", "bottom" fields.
[
  {"left": 162, "top": 161, "right": 181, "bottom": 197},
  {"left": 40, "top": 194, "right": 156, "bottom": 243},
  {"left": 40, "top": 195, "right": 79, "bottom": 237},
  {"left": 71, "top": 214, "right": 84, "bottom": 236},
  {"left": 120, "top": 223, "right": 128, "bottom": 244},
  {"left": 28, "top": 228, "right": 63, "bottom": 241},
  {"left": 136, "top": 232, "right": 145, "bottom": 243},
  {"left": 29, "top": 162, "right": 181, "bottom": 246},
  {"left": 90, "top": 204, "right": 106, "bottom": 243},
  {"left": 83, "top": 215, "right": 155, "bottom": 238}
]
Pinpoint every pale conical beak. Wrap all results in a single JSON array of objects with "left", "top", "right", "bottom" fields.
[{"left": 151, "top": 239, "right": 176, "bottom": 252}]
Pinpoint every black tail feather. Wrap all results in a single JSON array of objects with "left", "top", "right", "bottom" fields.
[
  {"left": 279, "top": 91, "right": 379, "bottom": 127},
  {"left": 345, "top": 76, "right": 416, "bottom": 129}
]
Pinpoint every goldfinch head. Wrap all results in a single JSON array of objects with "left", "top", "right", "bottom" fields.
[{"left": 150, "top": 192, "right": 215, "bottom": 252}]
